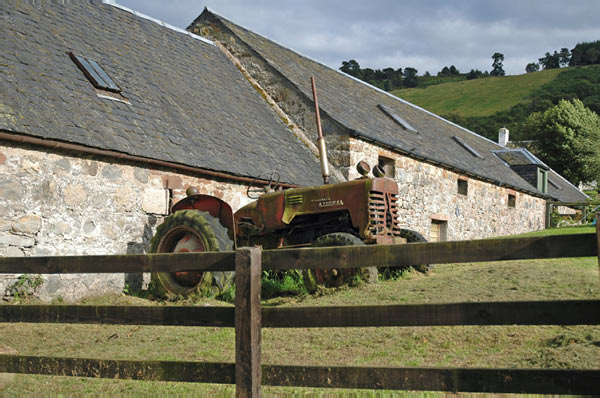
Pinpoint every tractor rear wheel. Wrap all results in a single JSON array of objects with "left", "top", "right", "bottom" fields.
[
  {"left": 302, "top": 233, "right": 366, "bottom": 294},
  {"left": 150, "top": 210, "right": 234, "bottom": 297},
  {"left": 399, "top": 229, "right": 431, "bottom": 273}
]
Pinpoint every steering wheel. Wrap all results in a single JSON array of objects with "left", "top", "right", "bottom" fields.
[{"left": 246, "top": 171, "right": 281, "bottom": 199}]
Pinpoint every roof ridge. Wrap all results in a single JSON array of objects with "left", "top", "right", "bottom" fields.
[
  {"left": 102, "top": 1, "right": 215, "bottom": 46},
  {"left": 205, "top": 8, "right": 505, "bottom": 150}
]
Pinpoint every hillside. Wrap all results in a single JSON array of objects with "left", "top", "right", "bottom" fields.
[
  {"left": 391, "top": 65, "right": 600, "bottom": 140},
  {"left": 392, "top": 69, "right": 562, "bottom": 117}
]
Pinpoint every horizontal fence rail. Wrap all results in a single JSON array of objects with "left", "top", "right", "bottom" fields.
[
  {"left": 261, "top": 300, "right": 600, "bottom": 327},
  {"left": 0, "top": 233, "right": 596, "bottom": 274},
  {"left": 0, "top": 251, "right": 235, "bottom": 274},
  {"left": 0, "top": 305, "right": 235, "bottom": 327},
  {"left": 2, "top": 300, "right": 599, "bottom": 328},
  {"left": 0, "top": 355, "right": 597, "bottom": 395},
  {"left": 262, "top": 233, "right": 597, "bottom": 270}
]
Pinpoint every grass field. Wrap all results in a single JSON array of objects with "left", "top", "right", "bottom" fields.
[
  {"left": 392, "top": 69, "right": 562, "bottom": 118},
  {"left": 1, "top": 226, "right": 599, "bottom": 396}
]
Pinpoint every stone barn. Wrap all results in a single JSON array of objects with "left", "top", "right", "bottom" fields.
[
  {"left": 191, "top": 8, "right": 587, "bottom": 241},
  {"left": 0, "top": 1, "right": 323, "bottom": 300},
  {"left": 0, "top": 2, "right": 587, "bottom": 300}
]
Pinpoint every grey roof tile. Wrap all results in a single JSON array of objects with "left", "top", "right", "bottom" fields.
[
  {"left": 207, "top": 10, "right": 587, "bottom": 202},
  {"left": 1, "top": 1, "right": 323, "bottom": 186}
]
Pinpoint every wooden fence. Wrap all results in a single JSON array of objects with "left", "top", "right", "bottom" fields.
[
  {"left": 1, "top": 222, "right": 600, "bottom": 396},
  {"left": 545, "top": 200, "right": 600, "bottom": 228}
]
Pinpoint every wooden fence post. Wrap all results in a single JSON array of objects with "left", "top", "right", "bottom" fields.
[
  {"left": 235, "top": 247, "right": 262, "bottom": 398},
  {"left": 596, "top": 214, "right": 600, "bottom": 285},
  {"left": 545, "top": 202, "right": 552, "bottom": 229}
]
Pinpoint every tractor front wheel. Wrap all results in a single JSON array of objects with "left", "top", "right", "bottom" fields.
[
  {"left": 150, "top": 210, "right": 234, "bottom": 298},
  {"left": 302, "top": 233, "right": 366, "bottom": 294}
]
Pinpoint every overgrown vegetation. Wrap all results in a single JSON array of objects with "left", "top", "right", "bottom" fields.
[{"left": 6, "top": 274, "right": 44, "bottom": 302}]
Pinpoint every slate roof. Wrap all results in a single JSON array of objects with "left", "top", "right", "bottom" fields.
[
  {"left": 200, "top": 9, "right": 588, "bottom": 202},
  {"left": 0, "top": 1, "right": 324, "bottom": 186}
]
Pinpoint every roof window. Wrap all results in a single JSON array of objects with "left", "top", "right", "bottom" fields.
[
  {"left": 452, "top": 136, "right": 484, "bottom": 159},
  {"left": 377, "top": 104, "right": 418, "bottom": 133},
  {"left": 69, "top": 52, "right": 121, "bottom": 93}
]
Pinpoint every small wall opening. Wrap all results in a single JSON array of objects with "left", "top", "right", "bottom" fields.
[
  {"left": 508, "top": 193, "right": 516, "bottom": 208},
  {"left": 457, "top": 178, "right": 468, "bottom": 196},
  {"left": 430, "top": 220, "right": 448, "bottom": 242},
  {"left": 378, "top": 155, "right": 395, "bottom": 178}
]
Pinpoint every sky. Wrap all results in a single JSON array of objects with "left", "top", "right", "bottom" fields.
[{"left": 116, "top": 0, "right": 600, "bottom": 76}]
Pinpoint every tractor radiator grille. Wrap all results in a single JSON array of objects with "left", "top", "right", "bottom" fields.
[{"left": 368, "top": 190, "right": 401, "bottom": 237}]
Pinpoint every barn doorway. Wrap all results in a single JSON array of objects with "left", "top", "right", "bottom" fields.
[{"left": 430, "top": 220, "right": 448, "bottom": 242}]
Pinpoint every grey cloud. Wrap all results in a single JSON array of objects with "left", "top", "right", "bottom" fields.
[{"left": 117, "top": 0, "right": 600, "bottom": 75}]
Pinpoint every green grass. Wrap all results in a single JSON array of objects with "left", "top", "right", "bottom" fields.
[
  {"left": 392, "top": 69, "right": 562, "bottom": 117},
  {"left": 1, "top": 226, "right": 599, "bottom": 396}
]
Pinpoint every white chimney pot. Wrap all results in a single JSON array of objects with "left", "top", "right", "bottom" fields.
[{"left": 498, "top": 127, "right": 509, "bottom": 147}]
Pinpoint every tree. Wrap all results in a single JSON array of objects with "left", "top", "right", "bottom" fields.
[
  {"left": 569, "top": 40, "right": 600, "bottom": 66},
  {"left": 449, "top": 65, "right": 460, "bottom": 75},
  {"left": 558, "top": 48, "right": 571, "bottom": 67},
  {"left": 403, "top": 67, "right": 418, "bottom": 87},
  {"left": 490, "top": 52, "right": 505, "bottom": 76},
  {"left": 525, "top": 63, "right": 540, "bottom": 73},
  {"left": 523, "top": 99, "right": 600, "bottom": 185},
  {"left": 438, "top": 66, "right": 450, "bottom": 76},
  {"left": 466, "top": 69, "right": 483, "bottom": 80},
  {"left": 539, "top": 51, "right": 560, "bottom": 69},
  {"left": 340, "top": 60, "right": 362, "bottom": 78}
]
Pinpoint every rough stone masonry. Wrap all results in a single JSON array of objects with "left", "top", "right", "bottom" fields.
[{"left": 0, "top": 143, "right": 253, "bottom": 301}]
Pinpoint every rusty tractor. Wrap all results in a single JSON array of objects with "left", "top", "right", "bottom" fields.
[{"left": 149, "top": 78, "right": 427, "bottom": 297}]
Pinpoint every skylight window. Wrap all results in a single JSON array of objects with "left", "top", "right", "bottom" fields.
[
  {"left": 69, "top": 52, "right": 121, "bottom": 92},
  {"left": 452, "top": 136, "right": 484, "bottom": 159},
  {"left": 377, "top": 104, "right": 418, "bottom": 133}
]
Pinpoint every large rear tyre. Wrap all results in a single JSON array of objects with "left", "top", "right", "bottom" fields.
[
  {"left": 302, "top": 233, "right": 366, "bottom": 294},
  {"left": 150, "top": 210, "right": 234, "bottom": 297},
  {"left": 399, "top": 228, "right": 431, "bottom": 273}
]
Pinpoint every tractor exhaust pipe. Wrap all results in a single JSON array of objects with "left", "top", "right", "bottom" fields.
[{"left": 311, "top": 77, "right": 330, "bottom": 184}]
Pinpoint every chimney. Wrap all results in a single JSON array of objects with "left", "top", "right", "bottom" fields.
[{"left": 498, "top": 127, "right": 509, "bottom": 147}]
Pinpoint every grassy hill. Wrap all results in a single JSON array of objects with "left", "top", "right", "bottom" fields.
[
  {"left": 391, "top": 65, "right": 600, "bottom": 141},
  {"left": 393, "top": 69, "right": 562, "bottom": 117}
]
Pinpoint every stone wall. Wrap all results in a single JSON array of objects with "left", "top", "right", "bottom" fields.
[
  {"left": 348, "top": 137, "right": 546, "bottom": 240},
  {"left": 0, "top": 143, "right": 253, "bottom": 301}
]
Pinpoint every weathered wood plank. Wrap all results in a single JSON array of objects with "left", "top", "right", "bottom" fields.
[
  {"left": 235, "top": 247, "right": 262, "bottom": 398},
  {"left": 597, "top": 214, "right": 600, "bottom": 285},
  {"left": 2, "top": 300, "right": 597, "bottom": 328},
  {"left": 1, "top": 355, "right": 597, "bottom": 394},
  {"left": 0, "top": 234, "right": 595, "bottom": 275},
  {"left": 0, "top": 251, "right": 235, "bottom": 274},
  {"left": 263, "top": 233, "right": 597, "bottom": 270},
  {"left": 547, "top": 200, "right": 600, "bottom": 206},
  {"left": 0, "top": 355, "right": 234, "bottom": 383},
  {"left": 0, "top": 305, "right": 234, "bottom": 326},
  {"left": 262, "top": 365, "right": 600, "bottom": 394},
  {"left": 262, "top": 300, "right": 600, "bottom": 328}
]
